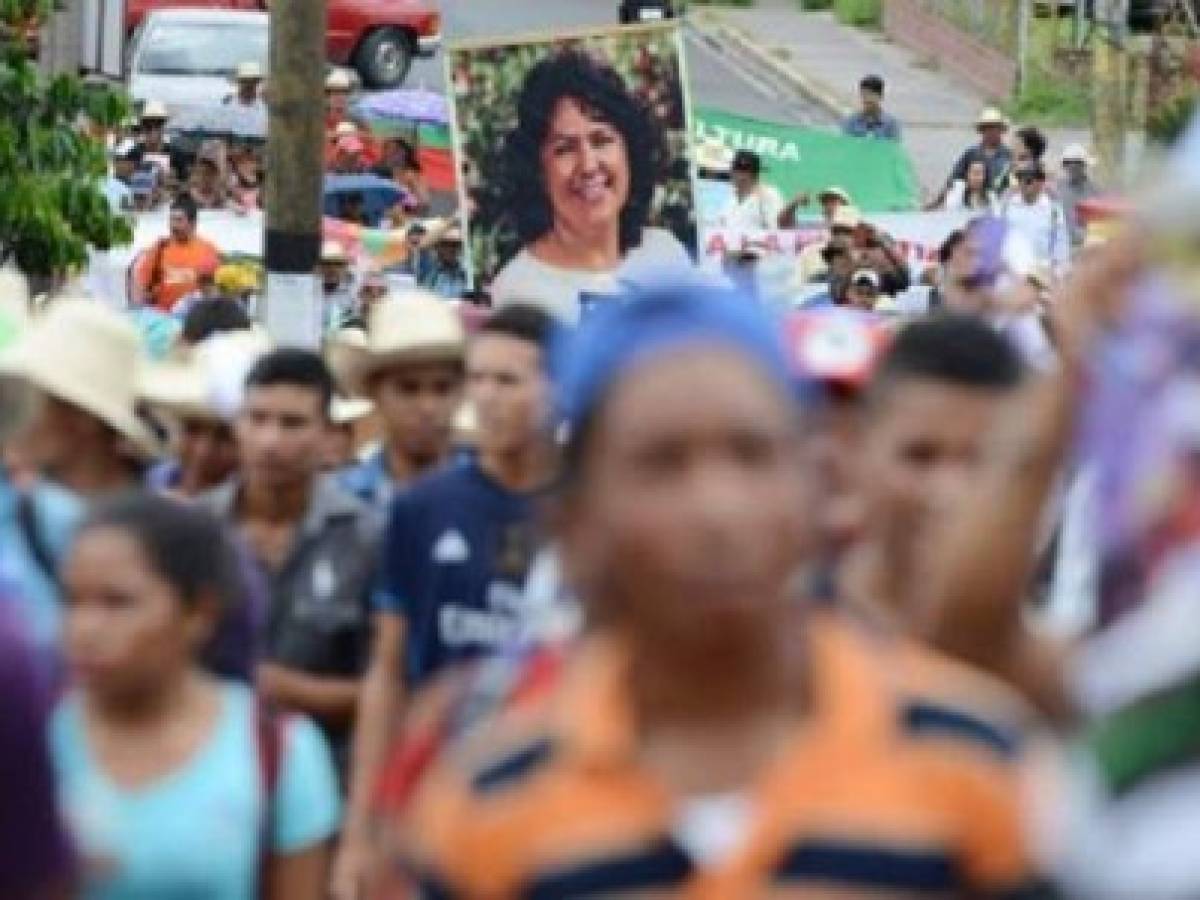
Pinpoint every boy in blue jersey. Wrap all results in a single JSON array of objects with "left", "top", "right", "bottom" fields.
[{"left": 334, "top": 304, "right": 557, "bottom": 899}]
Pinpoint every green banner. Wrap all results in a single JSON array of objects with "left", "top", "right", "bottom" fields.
[{"left": 695, "top": 106, "right": 919, "bottom": 213}]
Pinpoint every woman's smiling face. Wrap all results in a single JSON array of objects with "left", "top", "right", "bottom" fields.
[{"left": 540, "top": 96, "right": 630, "bottom": 238}]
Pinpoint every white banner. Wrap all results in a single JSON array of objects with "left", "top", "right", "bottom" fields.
[{"left": 702, "top": 210, "right": 972, "bottom": 271}]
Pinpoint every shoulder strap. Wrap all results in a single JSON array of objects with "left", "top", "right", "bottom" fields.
[
  {"left": 15, "top": 491, "right": 59, "bottom": 591},
  {"left": 255, "top": 699, "right": 285, "bottom": 895}
]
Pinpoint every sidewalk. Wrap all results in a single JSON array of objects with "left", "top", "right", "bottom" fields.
[{"left": 690, "top": 0, "right": 1091, "bottom": 197}]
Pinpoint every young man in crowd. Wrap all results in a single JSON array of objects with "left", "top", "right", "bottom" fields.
[
  {"left": 333, "top": 305, "right": 556, "bottom": 899},
  {"left": 727, "top": 149, "right": 785, "bottom": 230},
  {"left": 839, "top": 314, "right": 1025, "bottom": 638},
  {"left": 1058, "top": 143, "right": 1100, "bottom": 249},
  {"left": 418, "top": 224, "right": 468, "bottom": 300},
  {"left": 392, "top": 287, "right": 1038, "bottom": 896},
  {"left": 1000, "top": 162, "right": 1071, "bottom": 278},
  {"left": 338, "top": 294, "right": 466, "bottom": 507},
  {"left": 843, "top": 74, "right": 901, "bottom": 140},
  {"left": 224, "top": 60, "right": 264, "bottom": 110},
  {"left": 133, "top": 194, "right": 221, "bottom": 312},
  {"left": 2, "top": 300, "right": 157, "bottom": 501},
  {"left": 201, "top": 349, "right": 378, "bottom": 774},
  {"left": 929, "top": 107, "right": 1014, "bottom": 208}
]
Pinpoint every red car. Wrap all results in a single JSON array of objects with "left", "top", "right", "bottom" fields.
[{"left": 125, "top": 0, "right": 440, "bottom": 88}]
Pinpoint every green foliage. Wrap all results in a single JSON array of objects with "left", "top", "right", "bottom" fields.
[
  {"left": 450, "top": 31, "right": 696, "bottom": 285},
  {"left": 799, "top": 0, "right": 835, "bottom": 9},
  {"left": 1004, "top": 65, "right": 1091, "bottom": 126},
  {"left": 0, "top": 5, "right": 133, "bottom": 277},
  {"left": 833, "top": 0, "right": 879, "bottom": 26},
  {"left": 1147, "top": 92, "right": 1198, "bottom": 147}
]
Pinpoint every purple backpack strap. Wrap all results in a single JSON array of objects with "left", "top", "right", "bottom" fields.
[{"left": 254, "top": 698, "right": 284, "bottom": 899}]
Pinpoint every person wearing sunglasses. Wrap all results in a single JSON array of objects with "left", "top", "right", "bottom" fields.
[{"left": 999, "top": 163, "right": 1070, "bottom": 280}]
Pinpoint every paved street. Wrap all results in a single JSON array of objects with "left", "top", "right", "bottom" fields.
[{"left": 403, "top": 0, "right": 834, "bottom": 127}]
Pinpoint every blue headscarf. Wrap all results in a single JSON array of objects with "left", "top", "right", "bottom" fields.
[{"left": 551, "top": 285, "right": 799, "bottom": 434}]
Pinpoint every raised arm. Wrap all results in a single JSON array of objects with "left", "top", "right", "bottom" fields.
[{"left": 918, "top": 236, "right": 1145, "bottom": 720}]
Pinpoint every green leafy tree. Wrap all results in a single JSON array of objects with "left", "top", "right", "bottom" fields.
[{"left": 0, "top": 0, "right": 132, "bottom": 279}]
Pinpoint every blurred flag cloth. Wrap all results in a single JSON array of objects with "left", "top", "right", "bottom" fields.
[
  {"left": 359, "top": 118, "right": 458, "bottom": 194},
  {"left": 323, "top": 218, "right": 411, "bottom": 270},
  {"left": 695, "top": 107, "right": 920, "bottom": 213}
]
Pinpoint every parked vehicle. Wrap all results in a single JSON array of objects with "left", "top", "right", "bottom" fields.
[
  {"left": 125, "top": 0, "right": 440, "bottom": 89},
  {"left": 618, "top": 0, "right": 676, "bottom": 24},
  {"left": 126, "top": 10, "right": 268, "bottom": 118}
]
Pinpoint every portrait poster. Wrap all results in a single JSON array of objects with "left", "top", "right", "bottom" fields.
[{"left": 447, "top": 23, "right": 698, "bottom": 322}]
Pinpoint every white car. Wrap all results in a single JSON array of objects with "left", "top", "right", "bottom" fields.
[{"left": 126, "top": 9, "right": 269, "bottom": 120}]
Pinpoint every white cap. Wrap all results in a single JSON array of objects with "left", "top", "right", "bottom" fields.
[
  {"left": 1061, "top": 143, "right": 1095, "bottom": 165},
  {"left": 851, "top": 268, "right": 881, "bottom": 289},
  {"left": 141, "top": 100, "right": 169, "bottom": 121}
]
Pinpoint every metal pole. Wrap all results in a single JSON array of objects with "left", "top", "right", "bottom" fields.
[{"left": 263, "top": 0, "right": 326, "bottom": 347}]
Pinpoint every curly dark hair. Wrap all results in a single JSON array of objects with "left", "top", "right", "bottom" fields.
[{"left": 503, "top": 48, "right": 662, "bottom": 256}]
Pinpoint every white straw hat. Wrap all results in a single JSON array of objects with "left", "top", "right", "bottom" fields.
[
  {"left": 140, "top": 329, "right": 271, "bottom": 423},
  {"left": 341, "top": 292, "right": 466, "bottom": 395},
  {"left": 235, "top": 61, "right": 263, "bottom": 81},
  {"left": 325, "top": 69, "right": 352, "bottom": 92},
  {"left": 976, "top": 107, "right": 1009, "bottom": 129},
  {"left": 0, "top": 300, "right": 161, "bottom": 455},
  {"left": 141, "top": 100, "right": 169, "bottom": 121},
  {"left": 694, "top": 137, "right": 734, "bottom": 175}
]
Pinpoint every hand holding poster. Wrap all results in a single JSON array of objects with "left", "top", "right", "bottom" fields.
[{"left": 448, "top": 23, "right": 698, "bottom": 323}]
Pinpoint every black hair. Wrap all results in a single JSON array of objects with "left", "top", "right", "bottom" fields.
[
  {"left": 869, "top": 313, "right": 1023, "bottom": 406},
  {"left": 80, "top": 492, "right": 239, "bottom": 611},
  {"left": 244, "top": 348, "right": 334, "bottom": 418},
  {"left": 860, "top": 74, "right": 885, "bottom": 96},
  {"left": 478, "top": 303, "right": 557, "bottom": 354},
  {"left": 938, "top": 228, "right": 967, "bottom": 266},
  {"left": 1015, "top": 125, "right": 1047, "bottom": 161},
  {"left": 181, "top": 299, "right": 251, "bottom": 345},
  {"left": 504, "top": 49, "right": 661, "bottom": 256},
  {"left": 171, "top": 193, "right": 198, "bottom": 224}
]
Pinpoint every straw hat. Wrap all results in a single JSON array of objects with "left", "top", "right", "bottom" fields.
[
  {"left": 341, "top": 292, "right": 466, "bottom": 395},
  {"left": 235, "top": 61, "right": 263, "bottom": 81},
  {"left": 331, "top": 397, "right": 374, "bottom": 425},
  {"left": 325, "top": 69, "right": 352, "bottom": 92},
  {"left": 1061, "top": 143, "right": 1096, "bottom": 166},
  {"left": 694, "top": 137, "right": 734, "bottom": 175},
  {"left": 320, "top": 239, "right": 349, "bottom": 264},
  {"left": 140, "top": 329, "right": 271, "bottom": 423},
  {"left": 334, "top": 120, "right": 358, "bottom": 138},
  {"left": 975, "top": 107, "right": 1009, "bottom": 129},
  {"left": 141, "top": 100, "right": 169, "bottom": 122},
  {"left": 830, "top": 205, "right": 862, "bottom": 230},
  {"left": 0, "top": 299, "right": 160, "bottom": 454},
  {"left": 818, "top": 185, "right": 852, "bottom": 205}
]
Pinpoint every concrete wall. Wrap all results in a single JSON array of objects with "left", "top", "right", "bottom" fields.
[
  {"left": 38, "top": 0, "right": 84, "bottom": 75},
  {"left": 882, "top": 0, "right": 1017, "bottom": 100}
]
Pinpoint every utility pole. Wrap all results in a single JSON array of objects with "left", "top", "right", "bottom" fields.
[
  {"left": 263, "top": 0, "right": 326, "bottom": 347},
  {"left": 1092, "top": 0, "right": 1130, "bottom": 183}
]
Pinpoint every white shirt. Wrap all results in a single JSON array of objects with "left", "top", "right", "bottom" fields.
[
  {"left": 725, "top": 184, "right": 784, "bottom": 231},
  {"left": 1000, "top": 192, "right": 1070, "bottom": 274},
  {"left": 490, "top": 226, "right": 693, "bottom": 324}
]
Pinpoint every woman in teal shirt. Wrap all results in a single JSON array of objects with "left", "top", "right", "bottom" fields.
[{"left": 51, "top": 493, "right": 340, "bottom": 899}]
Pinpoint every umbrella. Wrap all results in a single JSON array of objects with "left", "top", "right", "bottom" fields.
[
  {"left": 323, "top": 174, "right": 411, "bottom": 227},
  {"left": 352, "top": 88, "right": 449, "bottom": 127}
]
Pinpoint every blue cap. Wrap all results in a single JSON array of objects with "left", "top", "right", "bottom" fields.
[{"left": 552, "top": 285, "right": 797, "bottom": 433}]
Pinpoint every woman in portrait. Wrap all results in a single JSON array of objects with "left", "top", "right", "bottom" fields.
[{"left": 489, "top": 48, "right": 692, "bottom": 322}]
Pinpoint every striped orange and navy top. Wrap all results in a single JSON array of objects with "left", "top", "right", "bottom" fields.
[{"left": 395, "top": 614, "right": 1040, "bottom": 898}]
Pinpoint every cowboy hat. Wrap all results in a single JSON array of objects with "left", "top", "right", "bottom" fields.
[
  {"left": 830, "top": 205, "right": 863, "bottom": 230},
  {"left": 334, "top": 120, "right": 358, "bottom": 138},
  {"left": 1060, "top": 143, "right": 1096, "bottom": 166},
  {"left": 320, "top": 239, "right": 349, "bottom": 264},
  {"left": 694, "top": 137, "right": 734, "bottom": 175},
  {"left": 341, "top": 292, "right": 466, "bottom": 395},
  {"left": 235, "top": 61, "right": 263, "bottom": 81},
  {"left": 975, "top": 107, "right": 1009, "bottom": 129},
  {"left": 331, "top": 396, "right": 375, "bottom": 425},
  {"left": 0, "top": 299, "right": 161, "bottom": 455},
  {"left": 325, "top": 69, "right": 353, "bottom": 92},
  {"left": 140, "top": 329, "right": 271, "bottom": 423},
  {"left": 141, "top": 100, "right": 169, "bottom": 121},
  {"left": 818, "top": 186, "right": 852, "bottom": 205}
]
